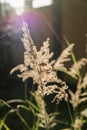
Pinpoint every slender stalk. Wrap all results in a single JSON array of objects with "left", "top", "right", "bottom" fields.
[
  {"left": 57, "top": 120, "right": 69, "bottom": 125},
  {"left": 0, "top": 109, "right": 15, "bottom": 130},
  {"left": 66, "top": 101, "right": 74, "bottom": 127},
  {"left": 24, "top": 81, "right": 28, "bottom": 101},
  {"left": 24, "top": 81, "right": 28, "bottom": 130},
  {"left": 3, "top": 123, "right": 10, "bottom": 130},
  {"left": 24, "top": 81, "right": 36, "bottom": 130},
  {"left": 16, "top": 112, "right": 31, "bottom": 130}
]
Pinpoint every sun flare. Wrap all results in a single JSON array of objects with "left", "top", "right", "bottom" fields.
[{"left": 1, "top": 0, "right": 24, "bottom": 15}]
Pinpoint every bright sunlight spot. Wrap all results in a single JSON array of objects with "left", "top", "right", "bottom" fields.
[
  {"left": 32, "top": 0, "right": 53, "bottom": 8},
  {"left": 1, "top": 0, "right": 24, "bottom": 15}
]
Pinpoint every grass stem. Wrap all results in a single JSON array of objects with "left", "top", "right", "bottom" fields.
[{"left": 66, "top": 101, "right": 74, "bottom": 127}]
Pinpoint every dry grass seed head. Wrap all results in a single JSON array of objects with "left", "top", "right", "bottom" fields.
[
  {"left": 10, "top": 22, "right": 68, "bottom": 103},
  {"left": 69, "top": 58, "right": 87, "bottom": 79},
  {"left": 54, "top": 43, "right": 74, "bottom": 71}
]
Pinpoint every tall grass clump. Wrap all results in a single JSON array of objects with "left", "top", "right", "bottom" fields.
[{"left": 0, "top": 22, "right": 87, "bottom": 130}]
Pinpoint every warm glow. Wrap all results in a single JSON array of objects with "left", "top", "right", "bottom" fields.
[
  {"left": 32, "top": 0, "right": 53, "bottom": 8},
  {"left": 1, "top": 0, "right": 24, "bottom": 15}
]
